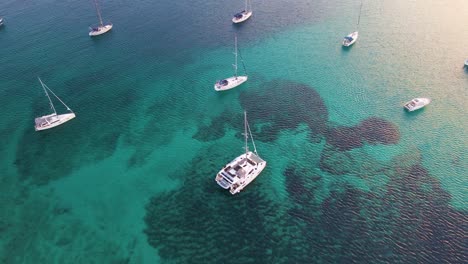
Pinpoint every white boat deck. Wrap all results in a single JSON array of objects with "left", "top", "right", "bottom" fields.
[
  {"left": 404, "top": 98, "right": 431, "bottom": 111},
  {"left": 216, "top": 151, "right": 266, "bottom": 193}
]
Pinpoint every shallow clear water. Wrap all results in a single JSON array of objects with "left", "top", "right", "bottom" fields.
[{"left": 0, "top": 0, "right": 466, "bottom": 263}]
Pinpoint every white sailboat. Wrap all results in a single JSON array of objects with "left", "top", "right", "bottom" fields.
[
  {"left": 343, "top": 31, "right": 359, "bottom": 47},
  {"left": 0, "top": 17, "right": 4, "bottom": 27},
  {"left": 343, "top": 1, "right": 362, "bottom": 47},
  {"left": 215, "top": 111, "right": 266, "bottom": 195},
  {"left": 89, "top": 0, "right": 112, "bottom": 36},
  {"left": 34, "top": 78, "right": 76, "bottom": 131},
  {"left": 214, "top": 36, "right": 248, "bottom": 91},
  {"left": 232, "top": 0, "right": 252, "bottom": 24}
]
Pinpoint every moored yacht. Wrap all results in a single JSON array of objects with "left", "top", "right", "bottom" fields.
[
  {"left": 89, "top": 0, "right": 112, "bottom": 36},
  {"left": 343, "top": 31, "right": 358, "bottom": 47},
  {"left": 232, "top": 0, "right": 252, "bottom": 24},
  {"left": 214, "top": 36, "right": 248, "bottom": 91},
  {"left": 215, "top": 111, "right": 266, "bottom": 194},
  {"left": 215, "top": 76, "right": 248, "bottom": 91},
  {"left": 89, "top": 24, "right": 112, "bottom": 36},
  {"left": 404, "top": 98, "right": 431, "bottom": 112},
  {"left": 35, "top": 113, "right": 76, "bottom": 131},
  {"left": 35, "top": 77, "right": 76, "bottom": 131},
  {"left": 342, "top": 1, "right": 362, "bottom": 47}
]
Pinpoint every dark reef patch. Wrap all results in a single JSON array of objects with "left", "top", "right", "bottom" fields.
[
  {"left": 192, "top": 110, "right": 244, "bottom": 142},
  {"left": 144, "top": 144, "right": 279, "bottom": 263},
  {"left": 319, "top": 146, "right": 355, "bottom": 175},
  {"left": 239, "top": 80, "right": 328, "bottom": 142},
  {"left": 381, "top": 163, "right": 468, "bottom": 263},
  {"left": 284, "top": 165, "right": 322, "bottom": 203},
  {"left": 143, "top": 81, "right": 465, "bottom": 263},
  {"left": 359, "top": 117, "right": 400, "bottom": 145},
  {"left": 318, "top": 145, "right": 389, "bottom": 176},
  {"left": 193, "top": 80, "right": 328, "bottom": 142},
  {"left": 326, "top": 117, "right": 400, "bottom": 151},
  {"left": 144, "top": 143, "right": 467, "bottom": 263},
  {"left": 325, "top": 126, "right": 363, "bottom": 151},
  {"left": 193, "top": 80, "right": 328, "bottom": 143},
  {"left": 282, "top": 151, "right": 467, "bottom": 263}
]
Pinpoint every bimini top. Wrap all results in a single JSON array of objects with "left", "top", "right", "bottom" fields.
[
  {"left": 218, "top": 79, "right": 229, "bottom": 86},
  {"left": 234, "top": 11, "right": 246, "bottom": 18},
  {"left": 344, "top": 36, "right": 354, "bottom": 41}
]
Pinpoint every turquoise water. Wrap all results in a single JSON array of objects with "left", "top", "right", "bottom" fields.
[{"left": 0, "top": 0, "right": 467, "bottom": 263}]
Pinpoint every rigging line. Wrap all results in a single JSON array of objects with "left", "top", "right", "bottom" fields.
[
  {"left": 357, "top": 0, "right": 363, "bottom": 26},
  {"left": 243, "top": 111, "right": 249, "bottom": 154},
  {"left": 43, "top": 84, "right": 73, "bottom": 112},
  {"left": 38, "top": 77, "right": 57, "bottom": 114},
  {"left": 94, "top": 0, "right": 104, "bottom": 26},
  {"left": 237, "top": 46, "right": 248, "bottom": 76},
  {"left": 233, "top": 35, "right": 239, "bottom": 77},
  {"left": 246, "top": 119, "right": 258, "bottom": 156}
]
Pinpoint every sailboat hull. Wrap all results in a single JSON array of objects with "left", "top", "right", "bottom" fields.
[
  {"left": 232, "top": 11, "right": 252, "bottom": 23},
  {"left": 343, "top": 31, "right": 359, "bottom": 47},
  {"left": 89, "top": 24, "right": 113, "bottom": 36},
  {"left": 214, "top": 76, "right": 248, "bottom": 91},
  {"left": 35, "top": 113, "right": 76, "bottom": 131}
]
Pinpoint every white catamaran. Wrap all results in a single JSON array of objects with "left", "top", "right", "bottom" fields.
[
  {"left": 232, "top": 0, "right": 252, "bottom": 24},
  {"left": 215, "top": 111, "right": 266, "bottom": 195},
  {"left": 343, "top": 1, "right": 363, "bottom": 47},
  {"left": 89, "top": 0, "right": 112, "bottom": 36},
  {"left": 34, "top": 78, "right": 75, "bottom": 131},
  {"left": 214, "top": 36, "right": 248, "bottom": 91}
]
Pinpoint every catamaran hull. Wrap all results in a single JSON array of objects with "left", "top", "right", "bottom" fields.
[
  {"left": 230, "top": 162, "right": 266, "bottom": 194},
  {"left": 232, "top": 11, "right": 252, "bottom": 23},
  {"left": 89, "top": 24, "right": 113, "bottom": 36},
  {"left": 35, "top": 113, "right": 76, "bottom": 131},
  {"left": 343, "top": 31, "right": 358, "bottom": 47},
  {"left": 214, "top": 76, "right": 248, "bottom": 91},
  {"left": 215, "top": 151, "right": 267, "bottom": 195}
]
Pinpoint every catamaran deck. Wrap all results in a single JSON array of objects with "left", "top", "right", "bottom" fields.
[{"left": 220, "top": 152, "right": 264, "bottom": 179}]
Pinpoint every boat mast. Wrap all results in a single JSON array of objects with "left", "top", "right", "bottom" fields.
[
  {"left": 38, "top": 77, "right": 57, "bottom": 115},
  {"left": 357, "top": 0, "right": 363, "bottom": 27},
  {"left": 244, "top": 111, "right": 249, "bottom": 155},
  {"left": 233, "top": 35, "right": 238, "bottom": 77},
  {"left": 245, "top": 0, "right": 248, "bottom": 12},
  {"left": 246, "top": 117, "right": 258, "bottom": 156},
  {"left": 94, "top": 0, "right": 104, "bottom": 27}
]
